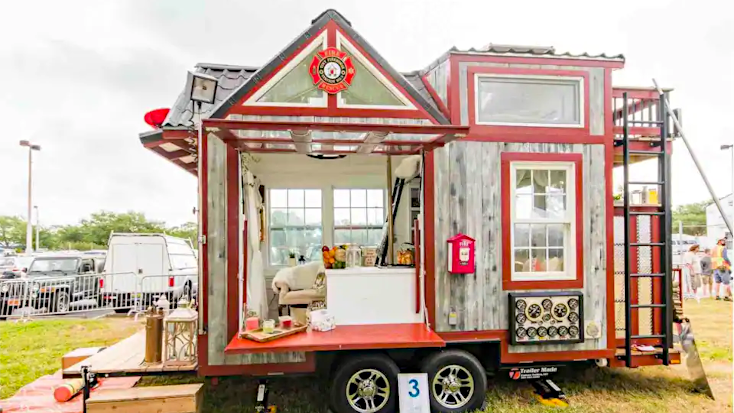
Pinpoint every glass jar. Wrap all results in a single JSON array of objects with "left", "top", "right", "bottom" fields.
[{"left": 346, "top": 245, "right": 362, "bottom": 268}]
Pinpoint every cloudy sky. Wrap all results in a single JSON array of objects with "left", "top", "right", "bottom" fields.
[{"left": 1, "top": 0, "right": 732, "bottom": 227}]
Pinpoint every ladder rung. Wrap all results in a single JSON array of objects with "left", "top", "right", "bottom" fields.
[
  {"left": 628, "top": 150, "right": 664, "bottom": 155},
  {"left": 630, "top": 273, "right": 666, "bottom": 278},
  {"left": 631, "top": 304, "right": 667, "bottom": 309},
  {"left": 630, "top": 211, "right": 665, "bottom": 216},
  {"left": 630, "top": 242, "right": 665, "bottom": 247},
  {"left": 628, "top": 181, "right": 664, "bottom": 186},
  {"left": 631, "top": 334, "right": 666, "bottom": 339}
]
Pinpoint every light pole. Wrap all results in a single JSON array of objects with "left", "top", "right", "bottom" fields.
[
  {"left": 721, "top": 144, "right": 734, "bottom": 246},
  {"left": 34, "top": 205, "right": 39, "bottom": 251},
  {"left": 20, "top": 140, "right": 41, "bottom": 253}
]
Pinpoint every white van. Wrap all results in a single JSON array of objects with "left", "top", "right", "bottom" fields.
[{"left": 101, "top": 233, "right": 197, "bottom": 310}]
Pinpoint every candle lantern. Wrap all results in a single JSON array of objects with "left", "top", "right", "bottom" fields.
[{"left": 163, "top": 299, "right": 198, "bottom": 365}]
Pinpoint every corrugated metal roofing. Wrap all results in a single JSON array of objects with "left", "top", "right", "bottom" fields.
[{"left": 462, "top": 43, "right": 625, "bottom": 61}]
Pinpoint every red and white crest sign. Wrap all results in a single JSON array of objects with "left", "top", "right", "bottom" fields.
[{"left": 309, "top": 47, "right": 356, "bottom": 94}]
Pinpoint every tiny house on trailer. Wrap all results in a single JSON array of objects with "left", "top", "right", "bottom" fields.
[{"left": 139, "top": 9, "right": 684, "bottom": 413}]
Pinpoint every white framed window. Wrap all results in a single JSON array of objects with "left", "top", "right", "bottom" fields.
[
  {"left": 268, "top": 189, "right": 323, "bottom": 265},
  {"left": 333, "top": 189, "right": 385, "bottom": 246},
  {"left": 475, "top": 74, "right": 584, "bottom": 127},
  {"left": 510, "top": 162, "right": 576, "bottom": 281}
]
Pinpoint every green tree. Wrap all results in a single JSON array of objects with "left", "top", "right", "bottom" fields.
[
  {"left": 672, "top": 201, "right": 711, "bottom": 236},
  {"left": 78, "top": 211, "right": 165, "bottom": 245},
  {"left": 167, "top": 222, "right": 197, "bottom": 243},
  {"left": 0, "top": 216, "right": 26, "bottom": 247}
]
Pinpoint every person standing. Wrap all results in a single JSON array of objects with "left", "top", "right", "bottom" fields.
[
  {"left": 711, "top": 238, "right": 732, "bottom": 301},
  {"left": 700, "top": 248, "right": 713, "bottom": 298},
  {"left": 682, "top": 244, "right": 702, "bottom": 302}
]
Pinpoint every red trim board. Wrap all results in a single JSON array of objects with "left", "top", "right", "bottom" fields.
[
  {"left": 500, "top": 152, "right": 584, "bottom": 291},
  {"left": 226, "top": 145, "right": 240, "bottom": 340}
]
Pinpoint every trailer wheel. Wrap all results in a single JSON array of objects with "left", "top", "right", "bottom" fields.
[
  {"left": 330, "top": 353, "right": 399, "bottom": 413},
  {"left": 420, "top": 349, "right": 486, "bottom": 413}
]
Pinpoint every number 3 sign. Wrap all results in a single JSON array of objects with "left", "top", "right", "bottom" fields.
[{"left": 398, "top": 373, "right": 430, "bottom": 413}]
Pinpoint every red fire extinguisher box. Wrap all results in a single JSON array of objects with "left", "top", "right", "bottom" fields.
[{"left": 447, "top": 233, "right": 475, "bottom": 274}]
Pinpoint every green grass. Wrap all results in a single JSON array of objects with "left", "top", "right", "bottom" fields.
[
  {"left": 0, "top": 318, "right": 139, "bottom": 399},
  {"left": 1, "top": 299, "right": 731, "bottom": 412}
]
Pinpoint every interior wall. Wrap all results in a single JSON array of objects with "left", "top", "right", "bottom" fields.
[{"left": 245, "top": 153, "right": 415, "bottom": 285}]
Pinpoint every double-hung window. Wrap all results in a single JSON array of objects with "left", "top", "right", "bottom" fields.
[
  {"left": 268, "top": 189, "right": 323, "bottom": 265},
  {"left": 509, "top": 159, "right": 578, "bottom": 282},
  {"left": 333, "top": 189, "right": 384, "bottom": 246}
]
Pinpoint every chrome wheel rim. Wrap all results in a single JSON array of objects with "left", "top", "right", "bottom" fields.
[
  {"left": 345, "top": 368, "right": 390, "bottom": 413},
  {"left": 57, "top": 293, "right": 69, "bottom": 312},
  {"left": 431, "top": 365, "right": 474, "bottom": 409}
]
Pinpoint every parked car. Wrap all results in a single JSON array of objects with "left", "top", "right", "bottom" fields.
[
  {"left": 0, "top": 256, "right": 35, "bottom": 279},
  {"left": 0, "top": 254, "right": 104, "bottom": 316},
  {"left": 101, "top": 233, "right": 197, "bottom": 312}
]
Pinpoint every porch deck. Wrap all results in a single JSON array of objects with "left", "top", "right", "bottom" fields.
[
  {"left": 224, "top": 323, "right": 445, "bottom": 354},
  {"left": 63, "top": 330, "right": 197, "bottom": 378}
]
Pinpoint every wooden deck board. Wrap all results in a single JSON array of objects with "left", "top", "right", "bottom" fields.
[
  {"left": 225, "top": 323, "right": 445, "bottom": 355},
  {"left": 63, "top": 330, "right": 196, "bottom": 377}
]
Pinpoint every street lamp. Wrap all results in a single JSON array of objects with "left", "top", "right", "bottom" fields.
[
  {"left": 34, "top": 205, "right": 39, "bottom": 251},
  {"left": 20, "top": 140, "right": 41, "bottom": 253},
  {"left": 721, "top": 144, "right": 734, "bottom": 247}
]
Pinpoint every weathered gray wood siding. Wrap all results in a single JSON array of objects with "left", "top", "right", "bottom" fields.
[
  {"left": 433, "top": 142, "right": 607, "bottom": 353},
  {"left": 424, "top": 59, "right": 450, "bottom": 109},
  {"left": 205, "top": 133, "right": 306, "bottom": 366},
  {"left": 458, "top": 62, "right": 606, "bottom": 136}
]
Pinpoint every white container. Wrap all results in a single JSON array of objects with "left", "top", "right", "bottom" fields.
[{"left": 309, "top": 309, "right": 335, "bottom": 332}]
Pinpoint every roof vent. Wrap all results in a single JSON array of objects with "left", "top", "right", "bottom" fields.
[{"left": 481, "top": 44, "right": 555, "bottom": 54}]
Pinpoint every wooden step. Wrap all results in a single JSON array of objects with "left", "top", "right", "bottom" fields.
[{"left": 86, "top": 384, "right": 203, "bottom": 413}]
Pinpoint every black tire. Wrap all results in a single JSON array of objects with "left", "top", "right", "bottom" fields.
[
  {"left": 183, "top": 280, "right": 193, "bottom": 301},
  {"left": 330, "top": 353, "right": 400, "bottom": 413},
  {"left": 51, "top": 291, "right": 70, "bottom": 313},
  {"left": 420, "top": 349, "right": 487, "bottom": 413}
]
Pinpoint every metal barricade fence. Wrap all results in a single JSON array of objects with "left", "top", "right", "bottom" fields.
[{"left": 0, "top": 272, "right": 198, "bottom": 321}]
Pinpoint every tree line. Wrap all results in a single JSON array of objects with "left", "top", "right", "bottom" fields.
[{"left": 0, "top": 211, "right": 197, "bottom": 251}]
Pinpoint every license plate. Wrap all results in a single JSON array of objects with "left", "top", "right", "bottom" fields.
[{"left": 8, "top": 299, "right": 19, "bottom": 306}]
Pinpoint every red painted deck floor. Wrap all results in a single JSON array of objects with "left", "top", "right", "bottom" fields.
[{"left": 225, "top": 323, "right": 445, "bottom": 354}]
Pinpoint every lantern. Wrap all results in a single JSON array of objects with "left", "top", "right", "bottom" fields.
[{"left": 163, "top": 299, "right": 198, "bottom": 366}]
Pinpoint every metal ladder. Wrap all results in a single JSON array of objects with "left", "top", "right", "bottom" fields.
[
  {"left": 621, "top": 91, "right": 673, "bottom": 367},
  {"left": 376, "top": 177, "right": 406, "bottom": 266}
]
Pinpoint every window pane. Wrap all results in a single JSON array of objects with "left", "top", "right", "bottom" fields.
[
  {"left": 351, "top": 229, "right": 368, "bottom": 245},
  {"left": 548, "top": 224, "right": 565, "bottom": 247},
  {"left": 531, "top": 248, "right": 547, "bottom": 272},
  {"left": 367, "top": 189, "right": 383, "bottom": 207},
  {"left": 257, "top": 53, "right": 324, "bottom": 104},
  {"left": 514, "top": 249, "right": 530, "bottom": 272},
  {"left": 288, "top": 189, "right": 304, "bottom": 208},
  {"left": 341, "top": 57, "right": 405, "bottom": 106},
  {"left": 515, "top": 195, "right": 533, "bottom": 219},
  {"left": 305, "top": 208, "right": 321, "bottom": 225},
  {"left": 270, "top": 229, "right": 287, "bottom": 265},
  {"left": 548, "top": 248, "right": 564, "bottom": 271},
  {"left": 304, "top": 190, "right": 322, "bottom": 207},
  {"left": 334, "top": 208, "right": 351, "bottom": 226},
  {"left": 514, "top": 224, "right": 530, "bottom": 248},
  {"left": 477, "top": 77, "right": 581, "bottom": 125},
  {"left": 270, "top": 208, "right": 288, "bottom": 226},
  {"left": 516, "top": 169, "right": 531, "bottom": 193},
  {"left": 270, "top": 190, "right": 288, "bottom": 208},
  {"left": 351, "top": 190, "right": 367, "bottom": 208},
  {"left": 288, "top": 209, "right": 305, "bottom": 226},
  {"left": 532, "top": 195, "right": 547, "bottom": 218},
  {"left": 334, "top": 229, "right": 351, "bottom": 244},
  {"left": 368, "top": 208, "right": 384, "bottom": 225},
  {"left": 367, "top": 230, "right": 382, "bottom": 246},
  {"left": 334, "top": 189, "right": 351, "bottom": 207},
  {"left": 546, "top": 195, "right": 566, "bottom": 219},
  {"left": 550, "top": 170, "right": 567, "bottom": 192},
  {"left": 351, "top": 208, "right": 367, "bottom": 225},
  {"left": 531, "top": 224, "right": 547, "bottom": 247},
  {"left": 533, "top": 170, "right": 549, "bottom": 194}
]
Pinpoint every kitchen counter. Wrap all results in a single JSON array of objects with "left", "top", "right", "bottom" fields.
[{"left": 326, "top": 266, "right": 421, "bottom": 326}]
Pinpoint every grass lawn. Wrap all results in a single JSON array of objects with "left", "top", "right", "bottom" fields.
[
  {"left": 1, "top": 300, "right": 731, "bottom": 412},
  {"left": 0, "top": 317, "right": 139, "bottom": 399}
]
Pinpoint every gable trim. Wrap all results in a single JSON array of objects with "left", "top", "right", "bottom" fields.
[{"left": 335, "top": 31, "right": 416, "bottom": 110}]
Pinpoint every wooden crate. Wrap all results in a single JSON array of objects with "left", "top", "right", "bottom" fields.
[
  {"left": 86, "top": 384, "right": 203, "bottom": 413},
  {"left": 62, "top": 347, "right": 104, "bottom": 370}
]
